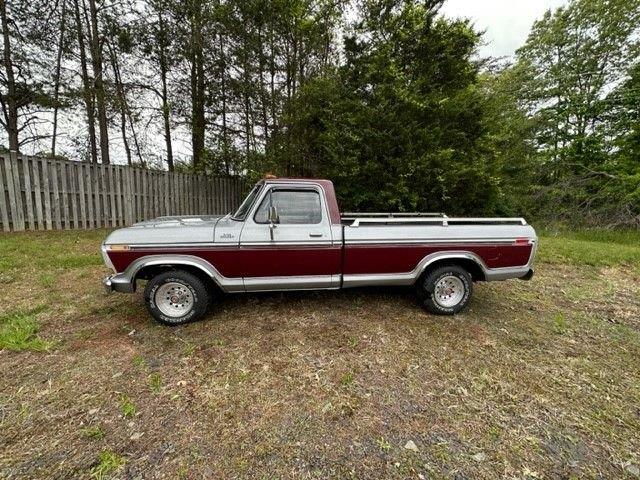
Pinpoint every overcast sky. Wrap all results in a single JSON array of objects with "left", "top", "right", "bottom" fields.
[{"left": 439, "top": 0, "right": 569, "bottom": 58}]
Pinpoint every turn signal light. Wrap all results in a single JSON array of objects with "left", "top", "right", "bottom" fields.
[{"left": 108, "top": 244, "right": 131, "bottom": 251}]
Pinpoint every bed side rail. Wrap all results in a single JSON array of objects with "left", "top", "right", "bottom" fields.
[{"left": 347, "top": 217, "right": 528, "bottom": 227}]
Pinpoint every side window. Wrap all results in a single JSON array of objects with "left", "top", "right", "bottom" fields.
[{"left": 254, "top": 189, "right": 322, "bottom": 224}]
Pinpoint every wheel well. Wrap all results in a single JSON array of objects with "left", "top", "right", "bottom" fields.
[
  {"left": 134, "top": 264, "right": 221, "bottom": 293},
  {"left": 417, "top": 258, "right": 486, "bottom": 284}
]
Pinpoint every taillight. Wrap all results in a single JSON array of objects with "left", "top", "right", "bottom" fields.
[{"left": 514, "top": 237, "right": 532, "bottom": 245}]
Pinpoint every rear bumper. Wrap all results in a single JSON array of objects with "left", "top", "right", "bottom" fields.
[
  {"left": 103, "top": 274, "right": 135, "bottom": 293},
  {"left": 519, "top": 268, "right": 535, "bottom": 281}
]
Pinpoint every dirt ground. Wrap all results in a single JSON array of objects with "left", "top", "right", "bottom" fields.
[{"left": 1, "top": 230, "right": 639, "bottom": 479}]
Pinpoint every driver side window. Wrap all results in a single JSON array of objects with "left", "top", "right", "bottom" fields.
[{"left": 254, "top": 189, "right": 322, "bottom": 224}]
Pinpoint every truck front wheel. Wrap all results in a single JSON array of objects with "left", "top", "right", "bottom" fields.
[
  {"left": 144, "top": 270, "right": 211, "bottom": 326},
  {"left": 417, "top": 265, "right": 473, "bottom": 315}
]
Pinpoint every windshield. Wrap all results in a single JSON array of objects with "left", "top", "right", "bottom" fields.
[{"left": 231, "top": 183, "right": 263, "bottom": 220}]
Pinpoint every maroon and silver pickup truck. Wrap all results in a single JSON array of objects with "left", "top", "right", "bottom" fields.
[{"left": 102, "top": 178, "right": 537, "bottom": 325}]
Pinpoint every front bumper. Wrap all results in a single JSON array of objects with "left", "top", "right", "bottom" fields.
[{"left": 103, "top": 273, "right": 135, "bottom": 293}]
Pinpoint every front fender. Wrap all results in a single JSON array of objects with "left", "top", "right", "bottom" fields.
[{"left": 109, "top": 254, "right": 243, "bottom": 293}]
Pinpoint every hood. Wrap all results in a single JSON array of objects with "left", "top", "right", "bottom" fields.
[{"left": 103, "top": 215, "right": 226, "bottom": 246}]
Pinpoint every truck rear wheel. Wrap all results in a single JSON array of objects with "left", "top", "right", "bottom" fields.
[
  {"left": 417, "top": 265, "right": 473, "bottom": 315},
  {"left": 144, "top": 270, "right": 211, "bottom": 326}
]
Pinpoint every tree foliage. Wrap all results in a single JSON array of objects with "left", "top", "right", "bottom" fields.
[
  {"left": 266, "top": 0, "right": 505, "bottom": 214},
  {"left": 0, "top": 0, "right": 638, "bottom": 226},
  {"left": 493, "top": 0, "right": 640, "bottom": 225}
]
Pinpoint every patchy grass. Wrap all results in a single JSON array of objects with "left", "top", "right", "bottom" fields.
[
  {"left": 90, "top": 451, "right": 125, "bottom": 479},
  {"left": 0, "top": 229, "right": 105, "bottom": 273},
  {"left": 538, "top": 228, "right": 640, "bottom": 268},
  {"left": 148, "top": 373, "right": 162, "bottom": 393},
  {"left": 0, "top": 307, "right": 52, "bottom": 352},
  {"left": 118, "top": 395, "right": 136, "bottom": 418},
  {"left": 0, "top": 228, "right": 639, "bottom": 479},
  {"left": 81, "top": 425, "right": 106, "bottom": 440}
]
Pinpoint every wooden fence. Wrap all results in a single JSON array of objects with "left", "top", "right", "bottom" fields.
[{"left": 0, "top": 153, "right": 245, "bottom": 232}]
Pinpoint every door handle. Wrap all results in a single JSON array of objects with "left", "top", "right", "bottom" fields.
[{"left": 309, "top": 233, "right": 323, "bottom": 238}]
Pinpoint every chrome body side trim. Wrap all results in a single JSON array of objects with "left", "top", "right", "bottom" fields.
[
  {"left": 102, "top": 255, "right": 342, "bottom": 294},
  {"left": 345, "top": 238, "right": 523, "bottom": 245},
  {"left": 104, "top": 254, "right": 245, "bottom": 294},
  {"left": 244, "top": 274, "right": 340, "bottom": 292},
  {"left": 342, "top": 249, "right": 536, "bottom": 288},
  {"left": 342, "top": 251, "right": 484, "bottom": 287}
]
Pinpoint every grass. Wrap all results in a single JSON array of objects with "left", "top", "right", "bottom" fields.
[
  {"left": 538, "top": 228, "right": 640, "bottom": 267},
  {"left": 0, "top": 228, "right": 639, "bottom": 479},
  {"left": 0, "top": 229, "right": 106, "bottom": 273},
  {"left": 90, "top": 451, "right": 125, "bottom": 480},
  {"left": 148, "top": 373, "right": 162, "bottom": 393},
  {"left": 0, "top": 307, "right": 52, "bottom": 352},
  {"left": 119, "top": 395, "right": 136, "bottom": 418},
  {"left": 82, "top": 426, "right": 106, "bottom": 440}
]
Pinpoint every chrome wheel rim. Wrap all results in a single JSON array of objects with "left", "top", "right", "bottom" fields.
[
  {"left": 155, "top": 282, "right": 193, "bottom": 318},
  {"left": 434, "top": 275, "right": 465, "bottom": 308}
]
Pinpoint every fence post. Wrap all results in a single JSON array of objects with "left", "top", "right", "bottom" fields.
[
  {"left": 60, "top": 161, "right": 70, "bottom": 229},
  {"left": 0, "top": 155, "right": 10, "bottom": 231},
  {"left": 31, "top": 157, "right": 44, "bottom": 230},
  {"left": 4, "top": 152, "right": 24, "bottom": 231},
  {"left": 22, "top": 156, "right": 35, "bottom": 230},
  {"left": 77, "top": 163, "right": 86, "bottom": 229}
]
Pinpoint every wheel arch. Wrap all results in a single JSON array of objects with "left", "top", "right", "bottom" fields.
[
  {"left": 125, "top": 255, "right": 227, "bottom": 292},
  {"left": 416, "top": 252, "right": 487, "bottom": 284}
]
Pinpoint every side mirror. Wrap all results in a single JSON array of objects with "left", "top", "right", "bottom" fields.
[{"left": 268, "top": 205, "right": 279, "bottom": 224}]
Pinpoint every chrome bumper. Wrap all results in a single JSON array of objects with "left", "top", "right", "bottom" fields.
[
  {"left": 102, "top": 274, "right": 135, "bottom": 293},
  {"left": 519, "top": 268, "right": 535, "bottom": 281}
]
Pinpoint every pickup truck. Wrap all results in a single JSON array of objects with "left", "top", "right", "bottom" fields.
[{"left": 102, "top": 178, "right": 537, "bottom": 325}]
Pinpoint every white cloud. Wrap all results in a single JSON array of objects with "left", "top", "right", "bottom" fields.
[{"left": 439, "top": 0, "right": 569, "bottom": 58}]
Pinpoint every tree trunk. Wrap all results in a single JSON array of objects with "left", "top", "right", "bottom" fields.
[
  {"left": 51, "top": 0, "right": 68, "bottom": 158},
  {"left": 190, "top": 10, "right": 205, "bottom": 168},
  {"left": 269, "top": 25, "right": 277, "bottom": 141},
  {"left": 257, "top": 25, "right": 269, "bottom": 146},
  {"left": 73, "top": 0, "right": 98, "bottom": 163},
  {"left": 107, "top": 41, "right": 132, "bottom": 165},
  {"left": 158, "top": 12, "right": 174, "bottom": 171},
  {"left": 0, "top": 0, "right": 19, "bottom": 151},
  {"left": 242, "top": 37, "right": 251, "bottom": 158},
  {"left": 219, "top": 34, "right": 229, "bottom": 175},
  {"left": 87, "top": 0, "right": 110, "bottom": 164},
  {"left": 126, "top": 104, "right": 144, "bottom": 167}
]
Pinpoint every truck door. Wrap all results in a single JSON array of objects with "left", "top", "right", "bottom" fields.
[{"left": 238, "top": 184, "right": 341, "bottom": 290}]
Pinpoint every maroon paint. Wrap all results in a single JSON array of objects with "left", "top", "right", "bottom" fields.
[
  {"left": 108, "top": 246, "right": 342, "bottom": 278},
  {"left": 342, "top": 244, "right": 533, "bottom": 274},
  {"left": 108, "top": 242, "right": 531, "bottom": 278}
]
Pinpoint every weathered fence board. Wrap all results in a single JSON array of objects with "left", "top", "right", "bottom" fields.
[
  {"left": 42, "top": 158, "right": 52, "bottom": 230},
  {"left": 0, "top": 159, "right": 10, "bottom": 232},
  {"left": 0, "top": 154, "right": 245, "bottom": 232}
]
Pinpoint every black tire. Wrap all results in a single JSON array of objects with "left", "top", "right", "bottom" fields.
[
  {"left": 144, "top": 270, "right": 211, "bottom": 326},
  {"left": 417, "top": 265, "right": 473, "bottom": 315}
]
